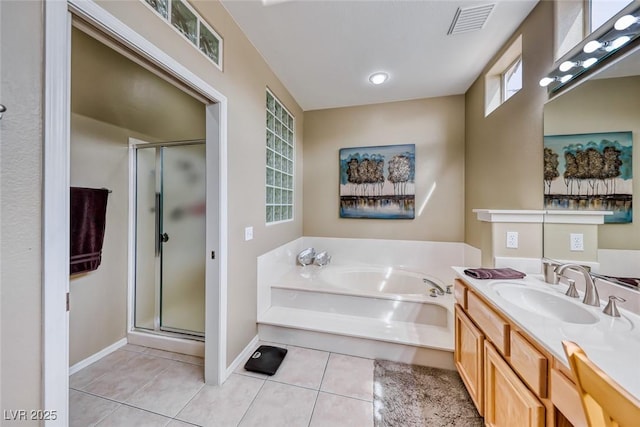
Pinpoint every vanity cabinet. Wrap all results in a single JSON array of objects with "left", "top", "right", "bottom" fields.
[
  {"left": 454, "top": 278, "right": 553, "bottom": 427},
  {"left": 485, "top": 341, "right": 546, "bottom": 427}
]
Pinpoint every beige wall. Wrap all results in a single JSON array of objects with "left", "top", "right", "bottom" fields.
[
  {"left": 96, "top": 0, "right": 304, "bottom": 364},
  {"left": 544, "top": 223, "right": 599, "bottom": 262},
  {"left": 544, "top": 76, "right": 640, "bottom": 250},
  {"left": 0, "top": 0, "right": 43, "bottom": 420},
  {"left": 492, "top": 223, "right": 543, "bottom": 259},
  {"left": 465, "top": 1, "right": 554, "bottom": 262},
  {"left": 303, "top": 96, "right": 465, "bottom": 242}
]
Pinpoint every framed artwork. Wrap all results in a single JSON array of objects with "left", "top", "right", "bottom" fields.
[
  {"left": 544, "top": 131, "right": 632, "bottom": 223},
  {"left": 339, "top": 144, "right": 415, "bottom": 219}
]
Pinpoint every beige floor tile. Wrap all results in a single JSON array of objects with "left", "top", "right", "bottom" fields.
[
  {"left": 166, "top": 420, "right": 198, "bottom": 427},
  {"left": 268, "top": 345, "right": 329, "bottom": 389},
  {"left": 96, "top": 405, "right": 171, "bottom": 426},
  {"left": 126, "top": 361, "right": 204, "bottom": 417},
  {"left": 320, "top": 353, "right": 373, "bottom": 401},
  {"left": 70, "top": 350, "right": 139, "bottom": 390},
  {"left": 69, "top": 389, "right": 119, "bottom": 427},
  {"left": 176, "top": 373, "right": 264, "bottom": 427},
  {"left": 84, "top": 353, "right": 172, "bottom": 401},
  {"left": 309, "top": 392, "right": 373, "bottom": 427},
  {"left": 239, "top": 381, "right": 317, "bottom": 427}
]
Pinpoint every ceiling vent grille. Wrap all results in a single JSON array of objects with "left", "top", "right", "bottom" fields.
[{"left": 447, "top": 4, "right": 495, "bottom": 35}]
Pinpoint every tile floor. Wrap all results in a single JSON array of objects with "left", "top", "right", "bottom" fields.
[{"left": 70, "top": 343, "right": 374, "bottom": 427}]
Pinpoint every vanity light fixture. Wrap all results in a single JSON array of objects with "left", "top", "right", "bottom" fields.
[
  {"left": 559, "top": 57, "right": 598, "bottom": 72},
  {"left": 369, "top": 72, "right": 389, "bottom": 85},
  {"left": 615, "top": 14, "right": 639, "bottom": 31},
  {"left": 539, "top": 3, "right": 640, "bottom": 91},
  {"left": 538, "top": 76, "right": 557, "bottom": 87},
  {"left": 584, "top": 36, "right": 631, "bottom": 53}
]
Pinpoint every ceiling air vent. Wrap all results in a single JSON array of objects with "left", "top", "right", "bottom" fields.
[{"left": 447, "top": 4, "right": 495, "bottom": 35}]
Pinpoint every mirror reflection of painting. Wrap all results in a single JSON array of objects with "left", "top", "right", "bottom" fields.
[
  {"left": 544, "top": 131, "right": 633, "bottom": 223},
  {"left": 339, "top": 144, "right": 415, "bottom": 219}
]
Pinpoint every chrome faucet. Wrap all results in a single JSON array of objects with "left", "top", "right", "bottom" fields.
[
  {"left": 556, "top": 264, "right": 600, "bottom": 307},
  {"left": 424, "top": 278, "right": 444, "bottom": 295}
]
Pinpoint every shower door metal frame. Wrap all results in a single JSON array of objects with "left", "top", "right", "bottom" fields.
[{"left": 132, "top": 139, "right": 206, "bottom": 340}]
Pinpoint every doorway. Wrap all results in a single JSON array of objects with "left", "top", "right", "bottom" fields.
[
  {"left": 133, "top": 140, "right": 206, "bottom": 338},
  {"left": 44, "top": 2, "right": 229, "bottom": 424}
]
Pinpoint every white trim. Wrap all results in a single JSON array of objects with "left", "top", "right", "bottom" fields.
[
  {"left": 225, "top": 335, "right": 259, "bottom": 378},
  {"left": 69, "top": 338, "right": 127, "bottom": 375},
  {"left": 127, "top": 331, "right": 204, "bottom": 357},
  {"left": 543, "top": 210, "right": 612, "bottom": 224},
  {"left": 127, "top": 139, "right": 138, "bottom": 336},
  {"left": 43, "top": 3, "right": 71, "bottom": 426},
  {"left": 473, "top": 209, "right": 546, "bottom": 223}
]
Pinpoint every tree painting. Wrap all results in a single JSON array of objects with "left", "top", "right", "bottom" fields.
[
  {"left": 543, "top": 132, "right": 632, "bottom": 224},
  {"left": 339, "top": 144, "right": 415, "bottom": 219}
]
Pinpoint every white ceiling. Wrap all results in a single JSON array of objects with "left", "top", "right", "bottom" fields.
[{"left": 221, "top": 0, "right": 539, "bottom": 111}]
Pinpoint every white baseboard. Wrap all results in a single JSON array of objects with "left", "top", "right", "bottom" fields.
[
  {"left": 225, "top": 335, "right": 259, "bottom": 378},
  {"left": 127, "top": 331, "right": 204, "bottom": 357},
  {"left": 69, "top": 338, "right": 127, "bottom": 375}
]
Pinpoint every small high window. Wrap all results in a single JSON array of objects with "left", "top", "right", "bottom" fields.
[
  {"left": 502, "top": 57, "right": 522, "bottom": 102},
  {"left": 265, "top": 90, "right": 294, "bottom": 224},
  {"left": 485, "top": 35, "right": 522, "bottom": 116}
]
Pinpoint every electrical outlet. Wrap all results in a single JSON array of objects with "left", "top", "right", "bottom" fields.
[
  {"left": 506, "top": 231, "right": 519, "bottom": 249},
  {"left": 570, "top": 233, "right": 584, "bottom": 251},
  {"left": 244, "top": 226, "right": 254, "bottom": 241}
]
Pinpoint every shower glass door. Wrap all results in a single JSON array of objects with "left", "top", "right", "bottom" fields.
[{"left": 134, "top": 142, "right": 206, "bottom": 337}]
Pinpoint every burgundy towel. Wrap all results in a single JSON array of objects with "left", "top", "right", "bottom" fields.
[
  {"left": 70, "top": 187, "right": 109, "bottom": 275},
  {"left": 463, "top": 268, "right": 525, "bottom": 280}
]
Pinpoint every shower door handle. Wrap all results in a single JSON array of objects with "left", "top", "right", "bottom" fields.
[{"left": 160, "top": 233, "right": 170, "bottom": 243}]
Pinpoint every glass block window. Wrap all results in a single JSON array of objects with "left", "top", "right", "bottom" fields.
[
  {"left": 266, "top": 90, "right": 294, "bottom": 224},
  {"left": 142, "top": 0, "right": 222, "bottom": 69}
]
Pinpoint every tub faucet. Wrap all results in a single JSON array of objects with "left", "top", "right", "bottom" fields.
[
  {"left": 556, "top": 264, "right": 600, "bottom": 307},
  {"left": 424, "top": 278, "right": 444, "bottom": 295}
]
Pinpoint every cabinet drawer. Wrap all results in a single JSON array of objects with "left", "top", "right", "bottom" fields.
[
  {"left": 454, "top": 280, "right": 467, "bottom": 308},
  {"left": 510, "top": 331, "right": 547, "bottom": 397},
  {"left": 550, "top": 368, "right": 587, "bottom": 427},
  {"left": 467, "top": 291, "right": 510, "bottom": 355},
  {"left": 484, "top": 342, "right": 545, "bottom": 427}
]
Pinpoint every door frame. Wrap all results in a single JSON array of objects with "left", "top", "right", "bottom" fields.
[{"left": 43, "top": 1, "right": 228, "bottom": 425}]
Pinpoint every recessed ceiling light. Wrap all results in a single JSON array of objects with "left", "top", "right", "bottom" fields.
[{"left": 369, "top": 72, "right": 389, "bottom": 85}]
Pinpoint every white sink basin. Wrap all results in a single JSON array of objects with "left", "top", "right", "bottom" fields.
[{"left": 493, "top": 285, "right": 599, "bottom": 325}]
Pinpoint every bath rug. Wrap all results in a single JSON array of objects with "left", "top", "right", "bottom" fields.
[{"left": 373, "top": 360, "right": 483, "bottom": 427}]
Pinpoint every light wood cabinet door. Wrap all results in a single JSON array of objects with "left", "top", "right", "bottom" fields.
[
  {"left": 455, "top": 305, "right": 484, "bottom": 415},
  {"left": 484, "top": 342, "right": 545, "bottom": 427}
]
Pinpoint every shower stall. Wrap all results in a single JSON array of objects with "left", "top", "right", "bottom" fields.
[{"left": 133, "top": 140, "right": 206, "bottom": 339}]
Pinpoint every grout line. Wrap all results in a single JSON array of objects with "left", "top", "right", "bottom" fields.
[
  {"left": 172, "top": 382, "right": 206, "bottom": 424},
  {"left": 237, "top": 375, "right": 268, "bottom": 426},
  {"left": 307, "top": 352, "right": 331, "bottom": 426}
]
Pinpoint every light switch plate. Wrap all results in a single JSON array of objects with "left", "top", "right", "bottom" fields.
[
  {"left": 244, "top": 226, "right": 254, "bottom": 241},
  {"left": 506, "top": 231, "right": 519, "bottom": 249}
]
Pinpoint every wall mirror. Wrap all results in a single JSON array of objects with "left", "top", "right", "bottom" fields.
[{"left": 543, "top": 39, "right": 640, "bottom": 289}]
